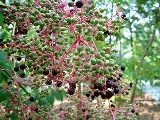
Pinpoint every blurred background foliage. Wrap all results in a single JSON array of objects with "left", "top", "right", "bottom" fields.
[{"left": 93, "top": 0, "right": 160, "bottom": 101}]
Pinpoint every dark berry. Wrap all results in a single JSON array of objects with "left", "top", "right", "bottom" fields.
[
  {"left": 131, "top": 108, "right": 135, "bottom": 113},
  {"left": 28, "top": 118, "right": 32, "bottom": 120},
  {"left": 106, "top": 81, "right": 112, "bottom": 88},
  {"left": 43, "top": 69, "right": 49, "bottom": 75},
  {"left": 121, "top": 14, "right": 126, "bottom": 19},
  {"left": 111, "top": 104, "right": 115, "bottom": 108},
  {"left": 0, "top": 42, "right": 4, "bottom": 47},
  {"left": 69, "top": 80, "right": 76, "bottom": 88},
  {"left": 93, "top": 84, "right": 98, "bottom": 89},
  {"left": 68, "top": 88, "right": 75, "bottom": 95},
  {"left": 108, "top": 77, "right": 113, "bottom": 80},
  {"left": 29, "top": 96, "right": 35, "bottom": 102},
  {"left": 52, "top": 70, "right": 58, "bottom": 76},
  {"left": 33, "top": 67, "right": 37, "bottom": 70},
  {"left": 82, "top": 108, "right": 86, "bottom": 112},
  {"left": 20, "top": 64, "right": 26, "bottom": 70},
  {"left": 98, "top": 84, "right": 104, "bottom": 91},
  {"left": 114, "top": 88, "right": 119, "bottom": 94},
  {"left": 113, "top": 79, "right": 117, "bottom": 82},
  {"left": 17, "top": 56, "right": 22, "bottom": 61},
  {"left": 112, "top": 84, "right": 118, "bottom": 88},
  {"left": 117, "top": 77, "right": 120, "bottom": 80},
  {"left": 104, "top": 30, "right": 111, "bottom": 35},
  {"left": 119, "top": 73, "right": 123, "bottom": 78},
  {"left": 126, "top": 91, "right": 129, "bottom": 95},
  {"left": 56, "top": 81, "right": 62, "bottom": 87},
  {"left": 86, "top": 93, "right": 90, "bottom": 97},
  {"left": 75, "top": 0, "right": 83, "bottom": 8},
  {"left": 19, "top": 73, "right": 25, "bottom": 78},
  {"left": 94, "top": 90, "right": 100, "bottom": 97},
  {"left": 46, "top": 80, "right": 52, "bottom": 85},
  {"left": 34, "top": 107, "right": 38, "bottom": 112},
  {"left": 72, "top": 0, "right": 75, "bottom": 2},
  {"left": 106, "top": 80, "right": 110, "bottom": 82},
  {"left": 121, "top": 66, "right": 125, "bottom": 71},
  {"left": 86, "top": 115, "right": 91, "bottom": 119},
  {"left": 106, "top": 90, "right": 114, "bottom": 99},
  {"left": 0, "top": 38, "right": 3, "bottom": 42},
  {"left": 101, "top": 93, "right": 107, "bottom": 99},
  {"left": 130, "top": 82, "right": 133, "bottom": 87},
  {"left": 14, "top": 66, "right": 19, "bottom": 72},
  {"left": 7, "top": 81, "right": 12, "bottom": 85},
  {"left": 91, "top": 95, "right": 95, "bottom": 100}
]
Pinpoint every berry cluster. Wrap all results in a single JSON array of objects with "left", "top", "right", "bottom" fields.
[{"left": 0, "top": 0, "right": 136, "bottom": 119}]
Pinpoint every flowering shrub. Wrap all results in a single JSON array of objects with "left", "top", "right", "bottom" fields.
[{"left": 0, "top": 0, "right": 137, "bottom": 119}]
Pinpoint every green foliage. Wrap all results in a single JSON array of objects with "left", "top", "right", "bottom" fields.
[
  {"left": 0, "top": 71, "right": 10, "bottom": 83},
  {"left": 55, "top": 89, "right": 66, "bottom": 101},
  {"left": 10, "top": 113, "right": 19, "bottom": 120},
  {"left": 0, "top": 87, "right": 11, "bottom": 102},
  {"left": 33, "top": 87, "right": 66, "bottom": 106},
  {"left": 94, "top": 40, "right": 105, "bottom": 51},
  {"left": 27, "top": 26, "right": 39, "bottom": 40},
  {"left": 0, "top": 50, "right": 13, "bottom": 83},
  {"left": 0, "top": 29, "right": 8, "bottom": 39},
  {"left": 0, "top": 12, "right": 4, "bottom": 26},
  {"left": 0, "top": 50, "right": 13, "bottom": 69}
]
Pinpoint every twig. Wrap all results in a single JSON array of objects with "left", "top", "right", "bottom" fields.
[{"left": 12, "top": 22, "right": 16, "bottom": 36}]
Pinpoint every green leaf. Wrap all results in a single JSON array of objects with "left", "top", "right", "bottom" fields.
[
  {"left": 93, "top": 40, "right": 105, "bottom": 52},
  {"left": 46, "top": 88, "right": 55, "bottom": 105},
  {"left": 27, "top": 26, "right": 39, "bottom": 40},
  {"left": 0, "top": 29, "right": 8, "bottom": 39},
  {"left": 39, "top": 97, "right": 48, "bottom": 105},
  {"left": 5, "top": 101, "right": 12, "bottom": 109},
  {"left": 0, "top": 71, "right": 10, "bottom": 83},
  {"left": 0, "top": 50, "right": 7, "bottom": 62},
  {"left": 0, "top": 12, "right": 4, "bottom": 25},
  {"left": 55, "top": 89, "right": 66, "bottom": 101},
  {"left": 0, "top": 87, "right": 11, "bottom": 102},
  {"left": 0, "top": 50, "right": 13, "bottom": 70},
  {"left": 10, "top": 113, "right": 19, "bottom": 120}
]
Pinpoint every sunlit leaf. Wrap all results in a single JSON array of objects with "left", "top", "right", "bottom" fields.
[
  {"left": 27, "top": 26, "right": 39, "bottom": 40},
  {"left": 93, "top": 40, "right": 105, "bottom": 52}
]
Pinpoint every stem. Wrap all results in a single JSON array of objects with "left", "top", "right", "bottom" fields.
[
  {"left": 109, "top": 0, "right": 114, "bottom": 44},
  {"left": 19, "top": 84, "right": 31, "bottom": 96},
  {"left": 12, "top": 22, "right": 16, "bottom": 36},
  {"left": 77, "top": 83, "right": 82, "bottom": 120}
]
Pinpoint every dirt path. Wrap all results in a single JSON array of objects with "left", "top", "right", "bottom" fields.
[{"left": 135, "top": 94, "right": 160, "bottom": 120}]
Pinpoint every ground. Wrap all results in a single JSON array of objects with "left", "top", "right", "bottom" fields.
[{"left": 135, "top": 94, "right": 160, "bottom": 120}]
